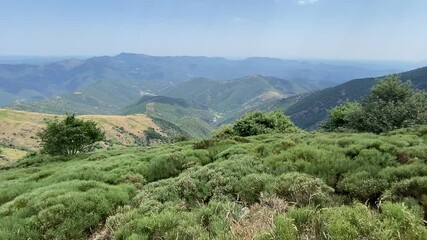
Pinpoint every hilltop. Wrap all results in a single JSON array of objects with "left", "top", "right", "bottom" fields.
[{"left": 0, "top": 109, "right": 163, "bottom": 160}]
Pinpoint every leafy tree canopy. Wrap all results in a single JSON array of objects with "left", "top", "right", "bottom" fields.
[
  {"left": 324, "top": 75, "right": 427, "bottom": 133},
  {"left": 37, "top": 114, "right": 105, "bottom": 155},
  {"left": 215, "top": 110, "right": 300, "bottom": 137}
]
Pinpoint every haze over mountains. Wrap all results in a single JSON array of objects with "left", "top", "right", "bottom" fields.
[
  {"left": 1, "top": 53, "right": 427, "bottom": 137},
  {"left": 0, "top": 53, "right": 413, "bottom": 106}
]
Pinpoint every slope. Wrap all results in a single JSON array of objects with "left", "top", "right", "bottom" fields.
[
  {"left": 1, "top": 125, "right": 426, "bottom": 238},
  {"left": 123, "top": 96, "right": 216, "bottom": 138},
  {"left": 159, "top": 75, "right": 307, "bottom": 113},
  {"left": 283, "top": 66, "right": 427, "bottom": 129},
  {"left": 0, "top": 108, "right": 164, "bottom": 157}
]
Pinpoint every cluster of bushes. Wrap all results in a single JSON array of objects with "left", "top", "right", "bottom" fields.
[
  {"left": 324, "top": 75, "right": 427, "bottom": 133},
  {"left": 214, "top": 110, "right": 300, "bottom": 138},
  {"left": 1, "top": 111, "right": 427, "bottom": 238}
]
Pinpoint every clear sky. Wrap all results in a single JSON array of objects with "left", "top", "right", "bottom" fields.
[{"left": 1, "top": 0, "right": 426, "bottom": 60}]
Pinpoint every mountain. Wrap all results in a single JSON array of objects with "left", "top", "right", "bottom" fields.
[
  {"left": 1, "top": 53, "right": 406, "bottom": 107},
  {"left": 280, "top": 66, "right": 427, "bottom": 129},
  {"left": 158, "top": 75, "right": 306, "bottom": 112},
  {"left": 122, "top": 75, "right": 312, "bottom": 137},
  {"left": 123, "top": 95, "right": 216, "bottom": 138}
]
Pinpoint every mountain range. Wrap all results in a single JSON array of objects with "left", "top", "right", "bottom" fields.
[
  {"left": 0, "top": 53, "right": 407, "bottom": 107},
  {"left": 2, "top": 53, "right": 427, "bottom": 137}
]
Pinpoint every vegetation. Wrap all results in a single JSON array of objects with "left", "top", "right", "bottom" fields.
[
  {"left": 37, "top": 114, "right": 105, "bottom": 155},
  {"left": 1, "top": 110, "right": 426, "bottom": 238},
  {"left": 285, "top": 67, "right": 427, "bottom": 129},
  {"left": 0, "top": 108, "right": 169, "bottom": 158},
  {"left": 214, "top": 111, "right": 299, "bottom": 137},
  {"left": 324, "top": 75, "right": 427, "bottom": 133}
]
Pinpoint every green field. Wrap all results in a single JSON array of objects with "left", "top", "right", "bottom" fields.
[{"left": 1, "top": 125, "right": 427, "bottom": 239}]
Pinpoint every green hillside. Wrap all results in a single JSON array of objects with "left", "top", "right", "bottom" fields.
[
  {"left": 1, "top": 53, "right": 401, "bottom": 107},
  {"left": 123, "top": 96, "right": 216, "bottom": 138},
  {"left": 1, "top": 125, "right": 427, "bottom": 239},
  {"left": 281, "top": 67, "right": 427, "bottom": 129},
  {"left": 159, "top": 75, "right": 309, "bottom": 112}
]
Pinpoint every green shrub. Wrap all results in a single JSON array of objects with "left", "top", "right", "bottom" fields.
[
  {"left": 321, "top": 203, "right": 378, "bottom": 240},
  {"left": 37, "top": 114, "right": 105, "bottom": 155},
  {"left": 273, "top": 172, "right": 334, "bottom": 206},
  {"left": 338, "top": 171, "right": 389, "bottom": 202},
  {"left": 324, "top": 75, "right": 427, "bottom": 133},
  {"left": 237, "top": 173, "right": 275, "bottom": 204},
  {"left": 144, "top": 153, "right": 188, "bottom": 182},
  {"left": 0, "top": 180, "right": 134, "bottom": 239},
  {"left": 231, "top": 111, "right": 299, "bottom": 137}
]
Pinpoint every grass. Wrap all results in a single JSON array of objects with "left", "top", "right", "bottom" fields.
[
  {"left": 0, "top": 147, "right": 27, "bottom": 163},
  {"left": 0, "top": 108, "right": 161, "bottom": 151},
  {"left": 0, "top": 125, "right": 426, "bottom": 239}
]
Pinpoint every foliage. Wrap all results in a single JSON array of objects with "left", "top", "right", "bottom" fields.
[
  {"left": 143, "top": 127, "right": 167, "bottom": 144},
  {"left": 37, "top": 114, "right": 105, "bottom": 155},
  {"left": 286, "top": 66, "right": 427, "bottom": 130},
  {"left": 273, "top": 172, "right": 334, "bottom": 206},
  {"left": 324, "top": 75, "right": 427, "bottom": 133},
  {"left": 217, "top": 110, "right": 300, "bottom": 137},
  {"left": 1, "top": 125, "right": 427, "bottom": 239},
  {"left": 321, "top": 101, "right": 361, "bottom": 131}
]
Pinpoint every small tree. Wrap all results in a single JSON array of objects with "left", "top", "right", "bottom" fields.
[
  {"left": 219, "top": 110, "right": 299, "bottom": 137},
  {"left": 324, "top": 75, "right": 427, "bottom": 133},
  {"left": 38, "top": 114, "right": 105, "bottom": 155}
]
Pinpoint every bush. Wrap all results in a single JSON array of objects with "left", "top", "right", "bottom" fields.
[
  {"left": 37, "top": 114, "right": 105, "bottom": 155},
  {"left": 273, "top": 172, "right": 334, "bottom": 206},
  {"left": 229, "top": 111, "right": 299, "bottom": 137},
  {"left": 237, "top": 173, "right": 275, "bottom": 204},
  {"left": 338, "top": 171, "right": 389, "bottom": 202},
  {"left": 324, "top": 75, "right": 427, "bottom": 133}
]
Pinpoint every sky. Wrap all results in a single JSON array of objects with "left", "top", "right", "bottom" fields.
[{"left": 1, "top": 0, "right": 427, "bottom": 60}]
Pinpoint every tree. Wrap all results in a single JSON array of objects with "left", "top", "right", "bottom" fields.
[
  {"left": 218, "top": 110, "right": 299, "bottom": 137},
  {"left": 321, "top": 101, "right": 361, "bottom": 131},
  {"left": 38, "top": 114, "right": 105, "bottom": 155},
  {"left": 324, "top": 75, "right": 427, "bottom": 133}
]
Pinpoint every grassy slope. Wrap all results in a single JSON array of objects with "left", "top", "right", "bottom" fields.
[
  {"left": 1, "top": 126, "right": 426, "bottom": 239},
  {"left": 0, "top": 108, "right": 160, "bottom": 157}
]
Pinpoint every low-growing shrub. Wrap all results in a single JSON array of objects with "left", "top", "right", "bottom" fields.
[{"left": 273, "top": 172, "right": 334, "bottom": 206}]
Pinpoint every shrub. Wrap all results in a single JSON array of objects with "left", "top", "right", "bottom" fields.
[
  {"left": 37, "top": 114, "right": 105, "bottom": 155},
  {"left": 237, "top": 173, "right": 275, "bottom": 204},
  {"left": 338, "top": 171, "right": 389, "bottom": 202},
  {"left": 144, "top": 153, "right": 188, "bottom": 182},
  {"left": 0, "top": 180, "right": 133, "bottom": 239},
  {"left": 324, "top": 75, "right": 427, "bottom": 133},
  {"left": 273, "top": 172, "right": 334, "bottom": 206},
  {"left": 321, "top": 204, "right": 378, "bottom": 240},
  {"left": 231, "top": 111, "right": 299, "bottom": 137}
]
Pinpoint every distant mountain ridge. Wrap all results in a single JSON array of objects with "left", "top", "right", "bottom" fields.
[{"left": 0, "top": 52, "right": 405, "bottom": 106}]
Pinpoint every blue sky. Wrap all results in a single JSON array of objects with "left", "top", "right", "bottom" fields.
[{"left": 1, "top": 0, "right": 426, "bottom": 60}]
